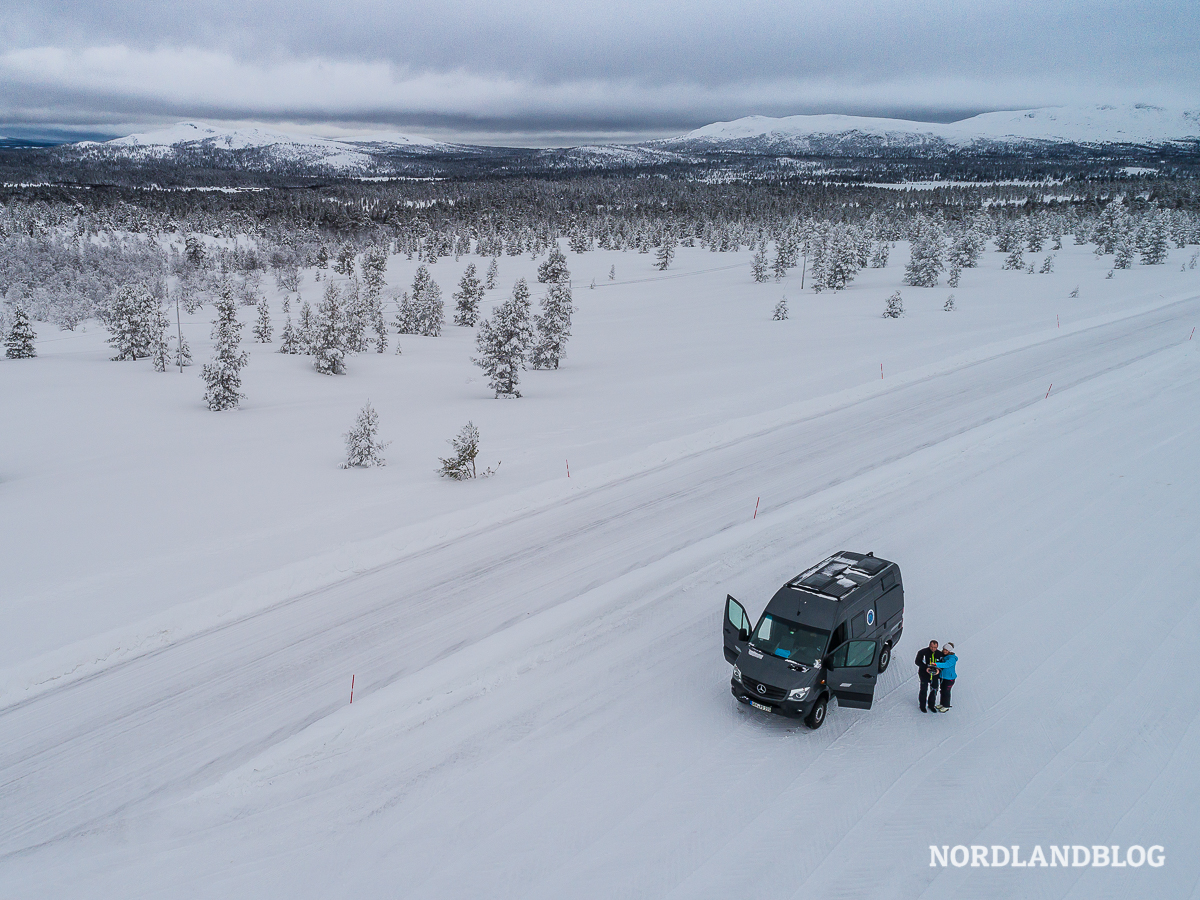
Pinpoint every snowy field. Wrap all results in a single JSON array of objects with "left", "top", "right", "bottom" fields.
[{"left": 2, "top": 241, "right": 1199, "bottom": 898}]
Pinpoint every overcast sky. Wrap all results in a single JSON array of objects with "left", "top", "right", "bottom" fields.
[{"left": 1, "top": 0, "right": 1197, "bottom": 145}]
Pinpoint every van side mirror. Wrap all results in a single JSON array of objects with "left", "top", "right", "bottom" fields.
[{"left": 739, "top": 628, "right": 750, "bottom": 642}]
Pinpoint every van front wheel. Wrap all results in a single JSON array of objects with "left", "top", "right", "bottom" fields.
[
  {"left": 877, "top": 643, "right": 891, "bottom": 673},
  {"left": 805, "top": 696, "right": 828, "bottom": 730}
]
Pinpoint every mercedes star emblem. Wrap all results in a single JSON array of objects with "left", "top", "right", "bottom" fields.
[{"left": 756, "top": 684, "right": 766, "bottom": 694}]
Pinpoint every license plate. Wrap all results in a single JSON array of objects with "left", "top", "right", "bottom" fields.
[{"left": 751, "top": 701, "right": 772, "bottom": 712}]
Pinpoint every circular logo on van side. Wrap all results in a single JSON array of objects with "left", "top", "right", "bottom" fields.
[
  {"left": 757, "top": 684, "right": 767, "bottom": 694},
  {"left": 866, "top": 609, "right": 876, "bottom": 626}
]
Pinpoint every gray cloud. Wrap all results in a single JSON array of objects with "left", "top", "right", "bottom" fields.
[{"left": 1, "top": 0, "right": 1197, "bottom": 144}]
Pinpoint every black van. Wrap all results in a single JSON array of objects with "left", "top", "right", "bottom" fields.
[{"left": 722, "top": 551, "right": 904, "bottom": 729}]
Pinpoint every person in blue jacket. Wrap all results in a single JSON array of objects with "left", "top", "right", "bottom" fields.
[{"left": 933, "top": 643, "right": 957, "bottom": 711}]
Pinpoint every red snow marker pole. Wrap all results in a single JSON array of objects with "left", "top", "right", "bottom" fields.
[
  {"left": 1191, "top": 327, "right": 1195, "bottom": 340},
  {"left": 1057, "top": 314, "right": 1060, "bottom": 328},
  {"left": 565, "top": 459, "right": 570, "bottom": 478},
  {"left": 880, "top": 363, "right": 884, "bottom": 380},
  {"left": 350, "top": 675, "right": 355, "bottom": 704},
  {"left": 1045, "top": 384, "right": 1053, "bottom": 399},
  {"left": 753, "top": 497, "right": 760, "bottom": 519}
]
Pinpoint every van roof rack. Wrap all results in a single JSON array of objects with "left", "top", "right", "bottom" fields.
[{"left": 787, "top": 551, "right": 890, "bottom": 600}]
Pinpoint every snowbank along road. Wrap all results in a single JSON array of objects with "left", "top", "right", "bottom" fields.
[{"left": 2, "top": 296, "right": 1198, "bottom": 898}]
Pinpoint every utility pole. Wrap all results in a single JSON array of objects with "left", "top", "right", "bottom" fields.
[{"left": 175, "top": 291, "right": 184, "bottom": 373}]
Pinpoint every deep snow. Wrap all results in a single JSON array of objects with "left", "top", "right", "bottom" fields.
[{"left": 1, "top": 241, "right": 1198, "bottom": 898}]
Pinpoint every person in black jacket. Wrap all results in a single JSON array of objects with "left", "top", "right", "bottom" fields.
[{"left": 915, "top": 640, "right": 942, "bottom": 713}]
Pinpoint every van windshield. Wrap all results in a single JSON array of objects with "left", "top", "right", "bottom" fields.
[{"left": 750, "top": 615, "right": 830, "bottom": 666}]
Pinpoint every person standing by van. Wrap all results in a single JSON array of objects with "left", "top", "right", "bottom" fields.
[
  {"left": 933, "top": 643, "right": 957, "bottom": 711},
  {"left": 915, "top": 640, "right": 941, "bottom": 713}
]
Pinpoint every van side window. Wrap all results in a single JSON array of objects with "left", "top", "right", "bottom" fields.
[{"left": 851, "top": 611, "right": 866, "bottom": 638}]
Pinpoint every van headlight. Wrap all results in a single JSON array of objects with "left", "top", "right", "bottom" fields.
[
  {"left": 732, "top": 665, "right": 742, "bottom": 683},
  {"left": 787, "top": 687, "right": 810, "bottom": 701}
]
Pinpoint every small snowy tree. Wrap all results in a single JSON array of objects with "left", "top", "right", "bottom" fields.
[
  {"left": 609, "top": 265, "right": 616, "bottom": 281},
  {"left": 312, "top": 281, "right": 350, "bottom": 375},
  {"left": 201, "top": 286, "right": 248, "bottom": 411},
  {"left": 485, "top": 258, "right": 499, "bottom": 290},
  {"left": 4, "top": 308, "right": 36, "bottom": 359},
  {"left": 297, "top": 300, "right": 315, "bottom": 353},
  {"left": 944, "top": 294, "right": 957, "bottom": 312},
  {"left": 394, "top": 266, "right": 444, "bottom": 336},
  {"left": 277, "top": 316, "right": 300, "bottom": 354},
  {"left": 1141, "top": 215, "right": 1169, "bottom": 265},
  {"left": 752, "top": 247, "right": 770, "bottom": 282},
  {"left": 904, "top": 232, "right": 945, "bottom": 287},
  {"left": 772, "top": 297, "right": 789, "bottom": 320},
  {"left": 340, "top": 400, "right": 390, "bottom": 469},
  {"left": 1002, "top": 246, "right": 1025, "bottom": 271},
  {"left": 105, "top": 283, "right": 158, "bottom": 361},
  {"left": 883, "top": 291, "right": 905, "bottom": 318},
  {"left": 253, "top": 297, "right": 273, "bottom": 343},
  {"left": 474, "top": 278, "right": 534, "bottom": 397},
  {"left": 361, "top": 246, "right": 389, "bottom": 352},
  {"left": 453, "top": 263, "right": 484, "bottom": 326},
  {"left": 537, "top": 246, "right": 569, "bottom": 284},
  {"left": 530, "top": 280, "right": 573, "bottom": 370},
  {"left": 172, "top": 331, "right": 193, "bottom": 367},
  {"left": 438, "top": 421, "right": 495, "bottom": 480},
  {"left": 149, "top": 304, "right": 171, "bottom": 372},
  {"left": 655, "top": 237, "right": 675, "bottom": 271},
  {"left": 1113, "top": 238, "right": 1135, "bottom": 270},
  {"left": 1039, "top": 255, "right": 1055, "bottom": 274}
]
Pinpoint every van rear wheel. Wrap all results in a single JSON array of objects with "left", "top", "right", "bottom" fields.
[
  {"left": 805, "top": 696, "right": 828, "bottom": 729},
  {"left": 877, "top": 643, "right": 891, "bottom": 673}
]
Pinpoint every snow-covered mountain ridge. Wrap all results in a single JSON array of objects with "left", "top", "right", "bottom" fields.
[
  {"left": 660, "top": 104, "right": 1200, "bottom": 153},
  {"left": 73, "top": 122, "right": 462, "bottom": 171},
  {"left": 60, "top": 105, "right": 1200, "bottom": 175}
]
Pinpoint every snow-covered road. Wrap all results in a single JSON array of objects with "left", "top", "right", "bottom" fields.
[{"left": 2, "top": 297, "right": 1198, "bottom": 898}]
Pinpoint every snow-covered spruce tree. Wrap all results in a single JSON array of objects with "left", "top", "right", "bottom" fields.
[
  {"left": 1113, "top": 238, "right": 1135, "bottom": 270},
  {"left": 752, "top": 247, "right": 770, "bottom": 282},
  {"left": 438, "top": 421, "right": 491, "bottom": 480},
  {"left": 537, "top": 246, "right": 569, "bottom": 284},
  {"left": 297, "top": 300, "right": 315, "bottom": 353},
  {"left": 947, "top": 263, "right": 961, "bottom": 288},
  {"left": 453, "top": 263, "right": 484, "bottom": 326},
  {"left": 277, "top": 316, "right": 300, "bottom": 354},
  {"left": 395, "top": 265, "right": 444, "bottom": 337},
  {"left": 359, "top": 247, "right": 388, "bottom": 353},
  {"left": 343, "top": 276, "right": 370, "bottom": 353},
  {"left": 944, "top": 294, "right": 957, "bottom": 312},
  {"left": 485, "top": 258, "right": 499, "bottom": 290},
  {"left": 340, "top": 400, "right": 390, "bottom": 469},
  {"left": 1039, "top": 255, "right": 1055, "bottom": 274},
  {"left": 312, "top": 281, "right": 350, "bottom": 375},
  {"left": 201, "top": 286, "right": 248, "bottom": 411},
  {"left": 4, "top": 308, "right": 36, "bottom": 359},
  {"left": 609, "top": 265, "right": 616, "bottom": 281},
  {"left": 870, "top": 240, "right": 890, "bottom": 268},
  {"left": 1002, "top": 246, "right": 1025, "bottom": 271},
  {"left": 883, "top": 291, "right": 905, "bottom": 318},
  {"left": 474, "top": 278, "right": 533, "bottom": 397},
  {"left": 904, "top": 231, "right": 944, "bottom": 287},
  {"left": 105, "top": 283, "right": 158, "bottom": 361},
  {"left": 172, "top": 331, "right": 193, "bottom": 367},
  {"left": 1141, "top": 214, "right": 1169, "bottom": 265},
  {"left": 530, "top": 279, "right": 573, "bottom": 370},
  {"left": 253, "top": 297, "right": 273, "bottom": 343},
  {"left": 150, "top": 303, "right": 171, "bottom": 372},
  {"left": 772, "top": 297, "right": 789, "bottom": 321},
  {"left": 655, "top": 236, "right": 675, "bottom": 271},
  {"left": 821, "top": 235, "right": 860, "bottom": 290}
]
